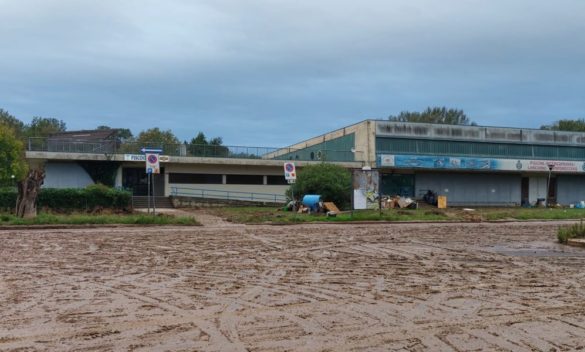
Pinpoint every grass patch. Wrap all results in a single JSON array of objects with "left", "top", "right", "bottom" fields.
[
  {"left": 483, "top": 208, "right": 585, "bottom": 221},
  {"left": 207, "top": 206, "right": 449, "bottom": 224},
  {"left": 557, "top": 220, "right": 585, "bottom": 243},
  {"left": 0, "top": 212, "right": 199, "bottom": 226},
  {"left": 207, "top": 206, "right": 585, "bottom": 224}
]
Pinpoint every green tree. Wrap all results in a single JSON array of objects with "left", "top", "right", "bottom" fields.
[
  {"left": 188, "top": 132, "right": 229, "bottom": 157},
  {"left": 25, "top": 117, "right": 66, "bottom": 138},
  {"left": 389, "top": 107, "right": 474, "bottom": 125},
  {"left": 0, "top": 124, "right": 28, "bottom": 185},
  {"left": 135, "top": 128, "right": 180, "bottom": 154},
  {"left": 287, "top": 163, "right": 352, "bottom": 210},
  {"left": 541, "top": 119, "right": 585, "bottom": 132},
  {"left": 96, "top": 125, "right": 134, "bottom": 141},
  {"left": 0, "top": 110, "right": 59, "bottom": 218},
  {"left": 191, "top": 132, "right": 207, "bottom": 145},
  {"left": 136, "top": 128, "right": 180, "bottom": 146},
  {"left": 0, "top": 109, "right": 25, "bottom": 137}
]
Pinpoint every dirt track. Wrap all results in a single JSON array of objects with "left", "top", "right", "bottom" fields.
[{"left": 2, "top": 221, "right": 585, "bottom": 351}]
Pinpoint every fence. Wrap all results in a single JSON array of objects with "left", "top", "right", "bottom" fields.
[
  {"left": 170, "top": 187, "right": 288, "bottom": 203},
  {"left": 27, "top": 137, "right": 355, "bottom": 162}
]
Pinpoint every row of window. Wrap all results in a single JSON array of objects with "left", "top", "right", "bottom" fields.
[
  {"left": 168, "top": 173, "right": 288, "bottom": 185},
  {"left": 376, "top": 137, "right": 585, "bottom": 160}
]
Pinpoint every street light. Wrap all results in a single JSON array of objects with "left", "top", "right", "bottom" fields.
[
  {"left": 546, "top": 164, "right": 554, "bottom": 207},
  {"left": 350, "top": 147, "right": 366, "bottom": 167}
]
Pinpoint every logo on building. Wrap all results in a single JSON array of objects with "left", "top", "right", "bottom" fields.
[{"left": 516, "top": 160, "right": 523, "bottom": 170}]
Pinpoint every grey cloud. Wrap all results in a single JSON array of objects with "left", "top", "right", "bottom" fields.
[{"left": 0, "top": 0, "right": 584, "bottom": 145}]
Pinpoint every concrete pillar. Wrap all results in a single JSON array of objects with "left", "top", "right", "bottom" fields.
[
  {"left": 164, "top": 172, "right": 170, "bottom": 196},
  {"left": 114, "top": 166, "right": 123, "bottom": 188}
]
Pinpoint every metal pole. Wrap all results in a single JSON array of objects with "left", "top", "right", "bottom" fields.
[
  {"left": 351, "top": 169, "right": 354, "bottom": 218},
  {"left": 546, "top": 168, "right": 552, "bottom": 207},
  {"left": 152, "top": 173, "right": 156, "bottom": 216},
  {"left": 147, "top": 172, "right": 151, "bottom": 214},
  {"left": 378, "top": 171, "right": 382, "bottom": 217}
]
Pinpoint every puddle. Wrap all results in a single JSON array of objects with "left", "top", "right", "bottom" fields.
[{"left": 485, "top": 244, "right": 585, "bottom": 257}]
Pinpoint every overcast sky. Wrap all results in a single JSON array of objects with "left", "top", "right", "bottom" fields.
[{"left": 1, "top": 0, "right": 584, "bottom": 146}]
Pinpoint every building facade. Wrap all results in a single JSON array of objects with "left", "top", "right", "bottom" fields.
[{"left": 25, "top": 120, "right": 585, "bottom": 206}]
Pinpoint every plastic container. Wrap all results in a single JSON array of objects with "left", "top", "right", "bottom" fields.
[
  {"left": 302, "top": 195, "right": 322, "bottom": 212},
  {"left": 437, "top": 195, "right": 447, "bottom": 209}
]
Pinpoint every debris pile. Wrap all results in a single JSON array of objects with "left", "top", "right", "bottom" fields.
[{"left": 382, "top": 196, "right": 417, "bottom": 209}]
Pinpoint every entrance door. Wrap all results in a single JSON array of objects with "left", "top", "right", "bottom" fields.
[
  {"left": 380, "top": 174, "right": 414, "bottom": 197},
  {"left": 521, "top": 177, "right": 529, "bottom": 206},
  {"left": 548, "top": 177, "right": 557, "bottom": 204},
  {"left": 122, "top": 167, "right": 165, "bottom": 196}
]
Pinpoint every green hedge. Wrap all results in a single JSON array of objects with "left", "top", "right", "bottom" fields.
[
  {"left": 0, "top": 187, "right": 17, "bottom": 211},
  {"left": 0, "top": 184, "right": 131, "bottom": 211}
]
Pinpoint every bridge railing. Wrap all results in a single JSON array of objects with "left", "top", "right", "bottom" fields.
[{"left": 27, "top": 137, "right": 355, "bottom": 162}]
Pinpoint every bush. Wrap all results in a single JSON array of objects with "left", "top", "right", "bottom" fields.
[
  {"left": 0, "top": 185, "right": 131, "bottom": 211},
  {"left": 558, "top": 220, "right": 585, "bottom": 243},
  {"left": 0, "top": 187, "right": 17, "bottom": 211},
  {"left": 287, "top": 163, "right": 352, "bottom": 210}
]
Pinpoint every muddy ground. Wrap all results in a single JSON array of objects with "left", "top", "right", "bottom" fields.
[{"left": 1, "top": 221, "right": 585, "bottom": 351}]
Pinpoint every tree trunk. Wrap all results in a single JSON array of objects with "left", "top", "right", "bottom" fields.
[{"left": 16, "top": 169, "right": 45, "bottom": 218}]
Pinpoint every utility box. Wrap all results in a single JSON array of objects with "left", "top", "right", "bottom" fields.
[{"left": 438, "top": 195, "right": 447, "bottom": 209}]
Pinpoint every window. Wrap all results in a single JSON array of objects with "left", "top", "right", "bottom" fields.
[
  {"left": 169, "top": 173, "right": 222, "bottom": 184},
  {"left": 226, "top": 174, "right": 264, "bottom": 185},
  {"left": 267, "top": 175, "right": 288, "bottom": 185}
]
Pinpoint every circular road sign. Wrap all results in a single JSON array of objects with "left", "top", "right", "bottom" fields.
[
  {"left": 285, "top": 163, "right": 295, "bottom": 172},
  {"left": 147, "top": 154, "right": 158, "bottom": 164}
]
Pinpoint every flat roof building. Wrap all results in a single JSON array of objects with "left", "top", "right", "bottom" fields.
[{"left": 25, "top": 120, "right": 585, "bottom": 206}]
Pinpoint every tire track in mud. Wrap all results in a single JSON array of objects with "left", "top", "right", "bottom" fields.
[{"left": 2, "top": 222, "right": 585, "bottom": 351}]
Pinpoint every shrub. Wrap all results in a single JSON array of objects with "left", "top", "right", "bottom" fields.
[
  {"left": 558, "top": 220, "right": 585, "bottom": 243},
  {"left": 0, "top": 187, "right": 17, "bottom": 211},
  {"left": 0, "top": 185, "right": 131, "bottom": 211},
  {"left": 287, "top": 163, "right": 352, "bottom": 210}
]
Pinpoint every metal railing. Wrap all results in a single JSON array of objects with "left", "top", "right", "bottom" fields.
[
  {"left": 170, "top": 186, "right": 288, "bottom": 203},
  {"left": 26, "top": 137, "right": 356, "bottom": 162}
]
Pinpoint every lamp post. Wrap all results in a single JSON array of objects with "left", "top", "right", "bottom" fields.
[
  {"left": 350, "top": 147, "right": 366, "bottom": 167},
  {"left": 546, "top": 164, "right": 554, "bottom": 207}
]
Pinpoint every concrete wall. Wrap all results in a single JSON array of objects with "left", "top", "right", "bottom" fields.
[
  {"left": 557, "top": 175, "right": 585, "bottom": 205},
  {"left": 165, "top": 163, "right": 289, "bottom": 198},
  {"left": 43, "top": 162, "right": 94, "bottom": 188},
  {"left": 375, "top": 120, "right": 585, "bottom": 146},
  {"left": 416, "top": 173, "right": 521, "bottom": 206},
  {"left": 167, "top": 163, "right": 284, "bottom": 175},
  {"left": 266, "top": 120, "right": 374, "bottom": 166}
]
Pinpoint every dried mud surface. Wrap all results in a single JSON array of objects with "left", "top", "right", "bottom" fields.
[{"left": 2, "top": 221, "right": 585, "bottom": 351}]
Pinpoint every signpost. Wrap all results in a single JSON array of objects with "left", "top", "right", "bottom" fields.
[
  {"left": 143, "top": 148, "right": 161, "bottom": 215},
  {"left": 141, "top": 147, "right": 163, "bottom": 154},
  {"left": 284, "top": 162, "right": 296, "bottom": 182},
  {"left": 284, "top": 162, "right": 297, "bottom": 212}
]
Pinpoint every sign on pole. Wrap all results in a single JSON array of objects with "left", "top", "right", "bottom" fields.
[
  {"left": 141, "top": 147, "right": 163, "bottom": 154},
  {"left": 146, "top": 153, "right": 160, "bottom": 174},
  {"left": 284, "top": 162, "right": 296, "bottom": 183}
]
